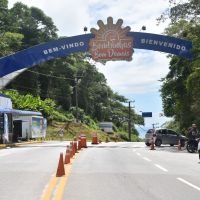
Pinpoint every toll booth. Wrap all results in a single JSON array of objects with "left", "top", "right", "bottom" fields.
[{"left": 12, "top": 113, "right": 47, "bottom": 140}]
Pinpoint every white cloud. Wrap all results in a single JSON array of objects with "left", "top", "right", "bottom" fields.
[
  {"left": 96, "top": 51, "right": 170, "bottom": 94},
  {"left": 8, "top": 0, "right": 169, "bottom": 35}
]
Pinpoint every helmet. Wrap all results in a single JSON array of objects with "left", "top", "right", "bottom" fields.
[{"left": 192, "top": 123, "right": 196, "bottom": 127}]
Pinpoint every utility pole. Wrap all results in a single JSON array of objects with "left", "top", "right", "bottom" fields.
[
  {"left": 74, "top": 74, "right": 84, "bottom": 123},
  {"left": 152, "top": 123, "right": 159, "bottom": 129},
  {"left": 75, "top": 77, "right": 78, "bottom": 123},
  {"left": 128, "top": 101, "right": 131, "bottom": 141},
  {"left": 128, "top": 101, "right": 134, "bottom": 142}
]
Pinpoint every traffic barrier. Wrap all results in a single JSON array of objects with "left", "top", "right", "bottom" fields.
[
  {"left": 56, "top": 153, "right": 65, "bottom": 177},
  {"left": 92, "top": 132, "right": 98, "bottom": 144}
]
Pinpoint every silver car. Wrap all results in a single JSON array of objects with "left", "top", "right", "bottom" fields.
[{"left": 145, "top": 128, "right": 187, "bottom": 147}]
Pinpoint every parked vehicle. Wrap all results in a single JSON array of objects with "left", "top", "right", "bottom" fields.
[{"left": 145, "top": 128, "right": 187, "bottom": 147}]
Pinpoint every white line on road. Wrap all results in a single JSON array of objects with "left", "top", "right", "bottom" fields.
[
  {"left": 177, "top": 177, "right": 200, "bottom": 191},
  {"left": 132, "top": 149, "right": 136, "bottom": 152},
  {"left": 154, "top": 164, "right": 168, "bottom": 172},
  {"left": 142, "top": 157, "right": 151, "bottom": 162},
  {"left": 136, "top": 152, "right": 141, "bottom": 156}
]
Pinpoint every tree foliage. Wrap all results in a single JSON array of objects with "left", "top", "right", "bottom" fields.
[
  {"left": 0, "top": 1, "right": 143, "bottom": 135},
  {"left": 159, "top": 0, "right": 200, "bottom": 131}
]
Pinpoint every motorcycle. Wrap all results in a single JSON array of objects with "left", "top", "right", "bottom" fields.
[
  {"left": 186, "top": 132, "right": 200, "bottom": 153},
  {"left": 186, "top": 139, "right": 198, "bottom": 153}
]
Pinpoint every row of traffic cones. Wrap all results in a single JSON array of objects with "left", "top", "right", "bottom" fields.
[
  {"left": 150, "top": 138, "right": 183, "bottom": 151},
  {"left": 91, "top": 132, "right": 109, "bottom": 144},
  {"left": 56, "top": 136, "right": 87, "bottom": 177}
]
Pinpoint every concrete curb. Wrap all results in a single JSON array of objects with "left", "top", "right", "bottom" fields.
[{"left": 0, "top": 140, "right": 43, "bottom": 149}]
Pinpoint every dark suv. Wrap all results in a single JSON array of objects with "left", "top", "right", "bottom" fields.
[{"left": 145, "top": 128, "right": 187, "bottom": 147}]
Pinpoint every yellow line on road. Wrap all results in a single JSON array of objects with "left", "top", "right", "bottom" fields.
[
  {"left": 54, "top": 158, "right": 75, "bottom": 200},
  {"left": 42, "top": 175, "right": 58, "bottom": 200},
  {"left": 41, "top": 151, "right": 80, "bottom": 200}
]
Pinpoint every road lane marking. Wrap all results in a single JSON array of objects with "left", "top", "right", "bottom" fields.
[
  {"left": 132, "top": 149, "right": 136, "bottom": 152},
  {"left": 142, "top": 157, "right": 151, "bottom": 162},
  {"left": 136, "top": 152, "right": 141, "bottom": 156},
  {"left": 42, "top": 175, "right": 58, "bottom": 200},
  {"left": 41, "top": 149, "right": 82, "bottom": 200},
  {"left": 177, "top": 177, "right": 200, "bottom": 191},
  {"left": 54, "top": 158, "right": 74, "bottom": 200},
  {"left": 154, "top": 164, "right": 168, "bottom": 172}
]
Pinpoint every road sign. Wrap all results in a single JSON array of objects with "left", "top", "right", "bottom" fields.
[{"left": 142, "top": 112, "right": 152, "bottom": 117}]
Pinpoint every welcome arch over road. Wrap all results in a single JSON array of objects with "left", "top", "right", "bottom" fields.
[{"left": 0, "top": 17, "right": 192, "bottom": 78}]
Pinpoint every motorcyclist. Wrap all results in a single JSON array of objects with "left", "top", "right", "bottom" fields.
[
  {"left": 188, "top": 123, "right": 199, "bottom": 140},
  {"left": 187, "top": 123, "right": 200, "bottom": 154},
  {"left": 197, "top": 138, "right": 200, "bottom": 160}
]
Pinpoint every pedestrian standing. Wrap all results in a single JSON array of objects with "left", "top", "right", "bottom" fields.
[{"left": 197, "top": 138, "right": 200, "bottom": 161}]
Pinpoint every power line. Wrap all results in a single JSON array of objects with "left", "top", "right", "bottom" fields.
[{"left": 26, "top": 69, "right": 75, "bottom": 80}]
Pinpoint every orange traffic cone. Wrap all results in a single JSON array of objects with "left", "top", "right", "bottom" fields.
[
  {"left": 65, "top": 148, "right": 70, "bottom": 164},
  {"left": 78, "top": 139, "right": 82, "bottom": 150},
  {"left": 69, "top": 142, "right": 75, "bottom": 156},
  {"left": 74, "top": 141, "right": 77, "bottom": 153},
  {"left": 72, "top": 142, "right": 75, "bottom": 156},
  {"left": 65, "top": 153, "right": 70, "bottom": 164},
  {"left": 66, "top": 145, "right": 69, "bottom": 151},
  {"left": 92, "top": 133, "right": 98, "bottom": 144},
  {"left": 56, "top": 153, "right": 65, "bottom": 177},
  {"left": 69, "top": 146, "right": 73, "bottom": 158},
  {"left": 80, "top": 135, "right": 87, "bottom": 148}
]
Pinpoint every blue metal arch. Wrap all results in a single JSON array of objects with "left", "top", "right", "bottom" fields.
[{"left": 0, "top": 32, "right": 192, "bottom": 77}]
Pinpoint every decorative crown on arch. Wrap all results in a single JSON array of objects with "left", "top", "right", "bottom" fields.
[{"left": 89, "top": 17, "right": 134, "bottom": 62}]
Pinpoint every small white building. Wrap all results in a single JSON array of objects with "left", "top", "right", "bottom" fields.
[
  {"left": 12, "top": 113, "right": 47, "bottom": 140},
  {"left": 0, "top": 93, "right": 46, "bottom": 143}
]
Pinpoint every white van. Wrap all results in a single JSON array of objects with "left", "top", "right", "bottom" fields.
[{"left": 99, "top": 122, "right": 113, "bottom": 133}]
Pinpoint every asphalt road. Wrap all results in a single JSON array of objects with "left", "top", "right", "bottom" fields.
[{"left": 0, "top": 141, "right": 200, "bottom": 200}]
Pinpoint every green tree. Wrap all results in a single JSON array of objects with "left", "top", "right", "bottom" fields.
[
  {"left": 159, "top": 0, "right": 200, "bottom": 130},
  {"left": 0, "top": 0, "right": 24, "bottom": 56}
]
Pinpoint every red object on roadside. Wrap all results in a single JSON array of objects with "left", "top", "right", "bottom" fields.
[{"left": 56, "top": 153, "right": 65, "bottom": 177}]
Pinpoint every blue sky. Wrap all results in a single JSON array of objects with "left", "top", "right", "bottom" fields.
[{"left": 8, "top": 0, "right": 173, "bottom": 137}]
